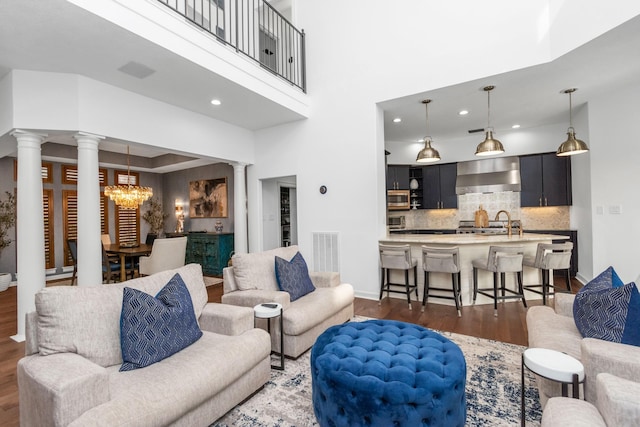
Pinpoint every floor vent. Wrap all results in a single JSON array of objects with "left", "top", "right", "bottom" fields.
[{"left": 312, "top": 232, "right": 339, "bottom": 272}]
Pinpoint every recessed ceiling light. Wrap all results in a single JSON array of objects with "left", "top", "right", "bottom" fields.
[
  {"left": 512, "top": 124, "right": 521, "bottom": 129},
  {"left": 458, "top": 110, "right": 469, "bottom": 116},
  {"left": 211, "top": 99, "right": 222, "bottom": 106},
  {"left": 393, "top": 117, "right": 402, "bottom": 123}
]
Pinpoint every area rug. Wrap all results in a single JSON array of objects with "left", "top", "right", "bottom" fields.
[{"left": 212, "top": 319, "right": 542, "bottom": 427}]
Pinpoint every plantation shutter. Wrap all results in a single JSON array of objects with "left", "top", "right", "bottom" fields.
[
  {"left": 116, "top": 207, "right": 140, "bottom": 244},
  {"left": 63, "top": 190, "right": 78, "bottom": 267},
  {"left": 113, "top": 170, "right": 141, "bottom": 244},
  {"left": 43, "top": 189, "right": 55, "bottom": 269}
]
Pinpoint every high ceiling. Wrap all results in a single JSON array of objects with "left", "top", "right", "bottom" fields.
[
  {"left": 1, "top": 1, "right": 639, "bottom": 169},
  {"left": 381, "top": 14, "right": 640, "bottom": 145},
  {"left": 0, "top": 0, "right": 303, "bottom": 170}
]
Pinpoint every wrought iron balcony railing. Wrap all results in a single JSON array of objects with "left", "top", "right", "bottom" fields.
[{"left": 158, "top": 0, "right": 306, "bottom": 92}]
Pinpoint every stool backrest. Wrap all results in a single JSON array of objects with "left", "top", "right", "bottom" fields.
[
  {"left": 421, "top": 246, "right": 460, "bottom": 273},
  {"left": 379, "top": 244, "right": 412, "bottom": 270},
  {"left": 535, "top": 242, "right": 573, "bottom": 270},
  {"left": 488, "top": 245, "right": 524, "bottom": 273}
]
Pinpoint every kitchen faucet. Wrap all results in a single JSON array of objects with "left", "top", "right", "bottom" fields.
[{"left": 495, "top": 210, "right": 512, "bottom": 237}]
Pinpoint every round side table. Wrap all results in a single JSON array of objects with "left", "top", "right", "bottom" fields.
[
  {"left": 253, "top": 303, "right": 284, "bottom": 370},
  {"left": 521, "top": 347, "right": 584, "bottom": 426}
]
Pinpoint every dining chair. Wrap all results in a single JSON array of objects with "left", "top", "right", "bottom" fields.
[
  {"left": 138, "top": 237, "right": 187, "bottom": 276},
  {"left": 67, "top": 239, "right": 78, "bottom": 286},
  {"left": 102, "top": 243, "right": 133, "bottom": 283}
]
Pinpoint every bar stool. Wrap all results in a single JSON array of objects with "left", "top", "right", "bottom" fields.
[
  {"left": 421, "top": 246, "right": 462, "bottom": 317},
  {"left": 472, "top": 245, "right": 527, "bottom": 316},
  {"left": 523, "top": 242, "right": 573, "bottom": 305},
  {"left": 379, "top": 244, "right": 418, "bottom": 309}
]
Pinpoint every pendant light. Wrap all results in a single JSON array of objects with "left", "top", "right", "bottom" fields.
[
  {"left": 104, "top": 146, "right": 153, "bottom": 209},
  {"left": 416, "top": 99, "right": 441, "bottom": 163},
  {"left": 557, "top": 88, "right": 589, "bottom": 156},
  {"left": 475, "top": 85, "right": 505, "bottom": 156}
]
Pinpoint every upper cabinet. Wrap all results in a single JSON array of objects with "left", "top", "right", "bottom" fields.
[
  {"left": 386, "top": 165, "right": 410, "bottom": 190},
  {"left": 422, "top": 163, "right": 458, "bottom": 209},
  {"left": 520, "top": 153, "right": 572, "bottom": 207}
]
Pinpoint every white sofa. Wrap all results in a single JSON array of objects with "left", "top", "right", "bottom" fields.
[
  {"left": 138, "top": 236, "right": 187, "bottom": 276},
  {"left": 18, "top": 264, "right": 271, "bottom": 427},
  {"left": 222, "top": 245, "right": 355, "bottom": 358},
  {"left": 527, "top": 292, "right": 640, "bottom": 425}
]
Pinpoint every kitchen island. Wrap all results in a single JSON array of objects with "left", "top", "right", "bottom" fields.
[{"left": 379, "top": 232, "right": 568, "bottom": 307}]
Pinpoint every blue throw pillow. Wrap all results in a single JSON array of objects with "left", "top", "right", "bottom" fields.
[
  {"left": 120, "top": 273, "right": 203, "bottom": 371},
  {"left": 275, "top": 251, "right": 316, "bottom": 301},
  {"left": 573, "top": 266, "right": 640, "bottom": 346}
]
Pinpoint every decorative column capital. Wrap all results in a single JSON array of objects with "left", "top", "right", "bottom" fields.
[
  {"left": 230, "top": 161, "right": 249, "bottom": 171},
  {"left": 74, "top": 132, "right": 105, "bottom": 148},
  {"left": 11, "top": 129, "right": 47, "bottom": 145}
]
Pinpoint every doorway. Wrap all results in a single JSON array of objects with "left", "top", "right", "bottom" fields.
[{"left": 261, "top": 176, "right": 297, "bottom": 250}]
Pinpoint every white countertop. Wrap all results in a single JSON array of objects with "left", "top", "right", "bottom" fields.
[{"left": 380, "top": 232, "right": 568, "bottom": 245}]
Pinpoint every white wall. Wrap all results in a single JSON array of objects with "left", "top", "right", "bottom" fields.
[
  {"left": 6, "top": 70, "right": 256, "bottom": 163},
  {"left": 249, "top": 0, "right": 640, "bottom": 298},
  {"left": 586, "top": 83, "right": 640, "bottom": 282}
]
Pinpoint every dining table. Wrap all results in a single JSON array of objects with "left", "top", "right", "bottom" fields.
[{"left": 105, "top": 243, "right": 153, "bottom": 282}]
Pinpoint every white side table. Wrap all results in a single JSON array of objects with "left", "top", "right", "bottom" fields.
[
  {"left": 253, "top": 303, "right": 284, "bottom": 370},
  {"left": 521, "top": 347, "right": 584, "bottom": 426}
]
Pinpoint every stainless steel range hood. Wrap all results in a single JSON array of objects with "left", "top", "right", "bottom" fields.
[{"left": 455, "top": 156, "right": 521, "bottom": 195}]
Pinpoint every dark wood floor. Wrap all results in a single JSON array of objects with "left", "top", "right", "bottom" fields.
[{"left": 0, "top": 278, "right": 580, "bottom": 426}]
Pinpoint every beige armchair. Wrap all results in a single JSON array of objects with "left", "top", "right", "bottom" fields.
[
  {"left": 138, "top": 236, "right": 187, "bottom": 276},
  {"left": 222, "top": 245, "right": 354, "bottom": 358},
  {"left": 527, "top": 293, "right": 640, "bottom": 407},
  {"left": 542, "top": 373, "right": 640, "bottom": 426}
]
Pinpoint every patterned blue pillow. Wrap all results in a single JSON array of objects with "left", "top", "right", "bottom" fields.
[
  {"left": 275, "top": 251, "right": 315, "bottom": 302},
  {"left": 573, "top": 266, "right": 640, "bottom": 346},
  {"left": 120, "top": 273, "right": 203, "bottom": 371}
]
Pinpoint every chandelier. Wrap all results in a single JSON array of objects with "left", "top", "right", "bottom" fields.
[{"left": 104, "top": 146, "right": 153, "bottom": 209}]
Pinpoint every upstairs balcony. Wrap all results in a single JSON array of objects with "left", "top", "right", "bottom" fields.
[{"left": 159, "top": 0, "right": 306, "bottom": 92}]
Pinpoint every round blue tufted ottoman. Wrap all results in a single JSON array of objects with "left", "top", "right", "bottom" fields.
[{"left": 311, "top": 320, "right": 466, "bottom": 427}]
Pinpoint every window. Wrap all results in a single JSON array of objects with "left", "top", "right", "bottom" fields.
[
  {"left": 113, "top": 170, "right": 141, "bottom": 244},
  {"left": 62, "top": 165, "right": 107, "bottom": 185},
  {"left": 43, "top": 189, "right": 55, "bottom": 269},
  {"left": 116, "top": 206, "right": 140, "bottom": 244},
  {"left": 13, "top": 160, "right": 53, "bottom": 183},
  {"left": 62, "top": 190, "right": 109, "bottom": 266}
]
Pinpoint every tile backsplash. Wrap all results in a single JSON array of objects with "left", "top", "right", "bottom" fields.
[{"left": 391, "top": 191, "right": 571, "bottom": 230}]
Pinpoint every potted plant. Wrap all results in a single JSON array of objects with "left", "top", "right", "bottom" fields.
[
  {"left": 0, "top": 191, "right": 16, "bottom": 291},
  {"left": 142, "top": 197, "right": 168, "bottom": 239}
]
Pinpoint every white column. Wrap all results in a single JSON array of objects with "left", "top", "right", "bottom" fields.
[
  {"left": 11, "top": 130, "right": 46, "bottom": 342},
  {"left": 231, "top": 162, "right": 248, "bottom": 254},
  {"left": 75, "top": 133, "right": 104, "bottom": 286}
]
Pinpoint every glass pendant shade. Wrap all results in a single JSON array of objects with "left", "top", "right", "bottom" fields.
[
  {"left": 475, "top": 86, "right": 504, "bottom": 156},
  {"left": 416, "top": 137, "right": 441, "bottom": 163},
  {"left": 416, "top": 99, "right": 441, "bottom": 163},
  {"left": 104, "top": 146, "right": 153, "bottom": 209},
  {"left": 475, "top": 129, "right": 505, "bottom": 156},
  {"left": 557, "top": 88, "right": 589, "bottom": 156}
]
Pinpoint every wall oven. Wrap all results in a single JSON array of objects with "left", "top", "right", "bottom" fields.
[{"left": 387, "top": 190, "right": 410, "bottom": 210}]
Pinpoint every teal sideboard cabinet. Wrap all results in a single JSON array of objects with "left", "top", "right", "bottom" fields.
[{"left": 185, "top": 232, "right": 234, "bottom": 276}]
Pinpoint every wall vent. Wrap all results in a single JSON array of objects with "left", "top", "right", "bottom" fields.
[{"left": 312, "top": 232, "right": 339, "bottom": 272}]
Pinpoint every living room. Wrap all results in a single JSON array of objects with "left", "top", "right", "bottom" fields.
[{"left": 1, "top": 0, "right": 640, "bottom": 425}]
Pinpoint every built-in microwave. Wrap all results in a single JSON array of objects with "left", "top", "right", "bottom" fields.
[
  {"left": 387, "top": 190, "right": 410, "bottom": 210},
  {"left": 388, "top": 215, "right": 406, "bottom": 229}
]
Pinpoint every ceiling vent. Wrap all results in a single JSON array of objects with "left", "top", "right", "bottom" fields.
[{"left": 118, "top": 61, "right": 156, "bottom": 79}]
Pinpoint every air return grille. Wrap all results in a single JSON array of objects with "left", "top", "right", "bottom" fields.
[{"left": 312, "top": 232, "right": 339, "bottom": 272}]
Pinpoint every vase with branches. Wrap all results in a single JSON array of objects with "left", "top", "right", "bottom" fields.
[
  {"left": 0, "top": 191, "right": 16, "bottom": 291},
  {"left": 142, "top": 197, "right": 168, "bottom": 237}
]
